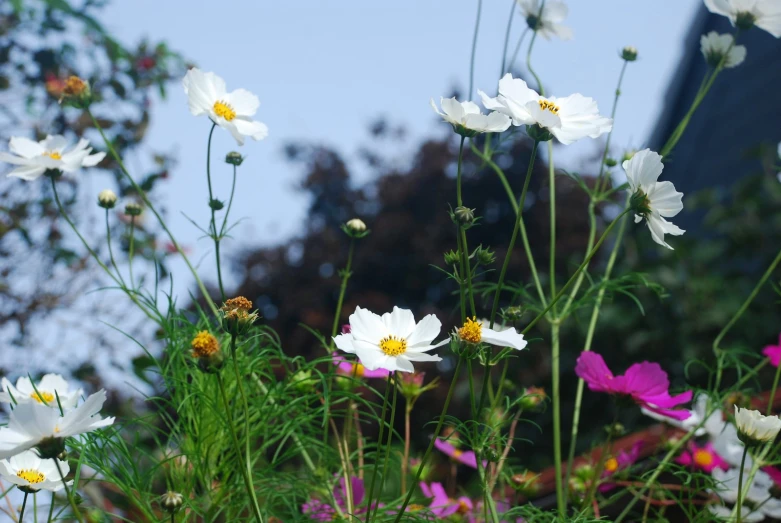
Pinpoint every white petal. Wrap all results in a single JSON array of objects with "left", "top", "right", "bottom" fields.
[
  {"left": 226, "top": 88, "right": 260, "bottom": 116},
  {"left": 623, "top": 149, "right": 663, "bottom": 189},
  {"left": 41, "top": 135, "right": 68, "bottom": 152},
  {"left": 349, "top": 307, "right": 388, "bottom": 343},
  {"left": 406, "top": 314, "right": 442, "bottom": 347},
  {"left": 648, "top": 181, "right": 684, "bottom": 217},
  {"left": 382, "top": 307, "right": 416, "bottom": 339},
  {"left": 333, "top": 334, "right": 357, "bottom": 354},
  {"left": 81, "top": 151, "right": 106, "bottom": 167},
  {"left": 440, "top": 97, "right": 466, "bottom": 124},
  {"left": 233, "top": 118, "right": 269, "bottom": 141},
  {"left": 481, "top": 327, "right": 528, "bottom": 350},
  {"left": 9, "top": 137, "right": 45, "bottom": 158}
]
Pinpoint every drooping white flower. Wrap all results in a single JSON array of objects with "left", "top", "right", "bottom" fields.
[
  {"left": 0, "top": 450, "right": 70, "bottom": 492},
  {"left": 456, "top": 317, "right": 528, "bottom": 351},
  {"left": 0, "top": 390, "right": 114, "bottom": 459},
  {"left": 430, "top": 97, "right": 511, "bottom": 136},
  {"left": 623, "top": 149, "right": 685, "bottom": 250},
  {"left": 516, "top": 0, "right": 573, "bottom": 40},
  {"left": 0, "top": 374, "right": 82, "bottom": 410},
  {"left": 700, "top": 32, "right": 747, "bottom": 68},
  {"left": 182, "top": 68, "right": 268, "bottom": 146},
  {"left": 479, "top": 74, "right": 612, "bottom": 145},
  {"left": 333, "top": 306, "right": 446, "bottom": 373},
  {"left": 734, "top": 406, "right": 781, "bottom": 445},
  {"left": 704, "top": 0, "right": 781, "bottom": 38},
  {"left": 0, "top": 135, "right": 105, "bottom": 181}
]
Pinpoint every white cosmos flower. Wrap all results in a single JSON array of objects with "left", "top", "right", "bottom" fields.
[
  {"left": 712, "top": 468, "right": 774, "bottom": 504},
  {"left": 0, "top": 374, "right": 82, "bottom": 410},
  {"left": 0, "top": 135, "right": 105, "bottom": 181},
  {"left": 0, "top": 390, "right": 114, "bottom": 459},
  {"left": 430, "top": 97, "right": 511, "bottom": 136},
  {"left": 704, "top": 0, "right": 781, "bottom": 38},
  {"left": 734, "top": 406, "right": 781, "bottom": 445},
  {"left": 516, "top": 0, "right": 573, "bottom": 40},
  {"left": 623, "top": 149, "right": 685, "bottom": 250},
  {"left": 0, "top": 450, "right": 70, "bottom": 492},
  {"left": 479, "top": 74, "right": 612, "bottom": 145},
  {"left": 700, "top": 32, "right": 747, "bottom": 68},
  {"left": 333, "top": 306, "right": 446, "bottom": 373},
  {"left": 182, "top": 68, "right": 268, "bottom": 146},
  {"left": 708, "top": 504, "right": 765, "bottom": 522},
  {"left": 641, "top": 392, "right": 708, "bottom": 436},
  {"left": 456, "top": 317, "right": 527, "bottom": 351}
]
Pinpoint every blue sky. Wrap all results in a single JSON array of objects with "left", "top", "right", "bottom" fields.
[{"left": 99, "top": 0, "right": 700, "bottom": 292}]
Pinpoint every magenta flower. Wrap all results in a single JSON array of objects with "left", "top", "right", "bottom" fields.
[
  {"left": 434, "top": 438, "right": 485, "bottom": 469},
  {"left": 420, "top": 482, "right": 473, "bottom": 518},
  {"left": 302, "top": 476, "right": 365, "bottom": 521},
  {"left": 333, "top": 354, "right": 390, "bottom": 379},
  {"left": 574, "top": 352, "right": 693, "bottom": 420},
  {"left": 762, "top": 465, "right": 781, "bottom": 487},
  {"left": 599, "top": 441, "right": 642, "bottom": 492},
  {"left": 762, "top": 334, "right": 781, "bottom": 367},
  {"left": 675, "top": 442, "right": 728, "bottom": 473}
]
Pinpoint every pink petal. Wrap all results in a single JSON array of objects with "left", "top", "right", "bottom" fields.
[{"left": 575, "top": 352, "right": 615, "bottom": 393}]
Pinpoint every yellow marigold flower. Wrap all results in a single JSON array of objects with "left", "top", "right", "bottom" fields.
[{"left": 191, "top": 331, "right": 219, "bottom": 358}]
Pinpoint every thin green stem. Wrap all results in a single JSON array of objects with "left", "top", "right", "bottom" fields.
[
  {"left": 736, "top": 446, "right": 749, "bottom": 523},
  {"left": 526, "top": 26, "right": 543, "bottom": 95},
  {"left": 391, "top": 357, "right": 463, "bottom": 522},
  {"left": 128, "top": 216, "right": 136, "bottom": 289},
  {"left": 331, "top": 240, "right": 356, "bottom": 341},
  {"left": 88, "top": 110, "right": 220, "bottom": 318},
  {"left": 219, "top": 165, "right": 238, "bottom": 238},
  {"left": 507, "top": 28, "right": 529, "bottom": 75},
  {"left": 467, "top": 360, "right": 500, "bottom": 523},
  {"left": 560, "top": 202, "right": 597, "bottom": 317},
  {"left": 454, "top": 136, "right": 476, "bottom": 319},
  {"left": 104, "top": 209, "right": 124, "bottom": 285},
  {"left": 204, "top": 123, "right": 226, "bottom": 302},
  {"left": 365, "top": 375, "right": 392, "bottom": 523},
  {"left": 594, "top": 60, "right": 629, "bottom": 195},
  {"left": 18, "top": 492, "right": 28, "bottom": 523},
  {"left": 371, "top": 374, "right": 399, "bottom": 522},
  {"left": 551, "top": 322, "right": 565, "bottom": 516},
  {"left": 547, "top": 141, "right": 556, "bottom": 313},
  {"left": 768, "top": 362, "right": 781, "bottom": 415},
  {"left": 468, "top": 0, "right": 483, "bottom": 100},
  {"left": 54, "top": 458, "right": 84, "bottom": 523},
  {"left": 215, "top": 372, "right": 264, "bottom": 523},
  {"left": 499, "top": 0, "right": 516, "bottom": 77},
  {"left": 46, "top": 492, "right": 55, "bottom": 523}
]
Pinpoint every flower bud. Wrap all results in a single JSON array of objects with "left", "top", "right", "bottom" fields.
[
  {"left": 621, "top": 46, "right": 638, "bottom": 62},
  {"left": 98, "top": 189, "right": 117, "bottom": 209},
  {"left": 511, "top": 471, "right": 541, "bottom": 496},
  {"left": 209, "top": 199, "right": 225, "bottom": 211},
  {"left": 503, "top": 306, "right": 524, "bottom": 322},
  {"left": 60, "top": 75, "right": 92, "bottom": 108},
  {"left": 453, "top": 206, "right": 476, "bottom": 227},
  {"left": 518, "top": 386, "right": 547, "bottom": 411},
  {"left": 160, "top": 491, "right": 184, "bottom": 514},
  {"left": 124, "top": 202, "right": 143, "bottom": 217},
  {"left": 475, "top": 246, "right": 495, "bottom": 266},
  {"left": 221, "top": 296, "right": 260, "bottom": 336},
  {"left": 604, "top": 157, "right": 618, "bottom": 168},
  {"left": 604, "top": 422, "right": 626, "bottom": 438},
  {"left": 225, "top": 151, "right": 244, "bottom": 166},
  {"left": 292, "top": 369, "right": 315, "bottom": 393},
  {"left": 444, "top": 250, "right": 460, "bottom": 266},
  {"left": 526, "top": 124, "right": 554, "bottom": 143},
  {"left": 342, "top": 218, "right": 370, "bottom": 238},
  {"left": 621, "top": 149, "right": 637, "bottom": 163}
]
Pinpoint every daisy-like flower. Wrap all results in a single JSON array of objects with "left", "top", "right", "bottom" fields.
[
  {"left": 332, "top": 354, "right": 390, "bottom": 379},
  {"left": 0, "top": 135, "right": 105, "bottom": 181},
  {"left": 479, "top": 74, "right": 612, "bottom": 144},
  {"left": 0, "top": 450, "right": 71, "bottom": 492},
  {"left": 182, "top": 68, "right": 268, "bottom": 146},
  {"left": 419, "top": 482, "right": 473, "bottom": 518},
  {"left": 711, "top": 468, "right": 781, "bottom": 520},
  {"left": 704, "top": 0, "right": 781, "bottom": 38},
  {"left": 575, "top": 352, "right": 693, "bottom": 420},
  {"left": 0, "top": 390, "right": 114, "bottom": 459},
  {"left": 456, "top": 317, "right": 527, "bottom": 351},
  {"left": 0, "top": 374, "right": 82, "bottom": 410},
  {"left": 332, "top": 306, "right": 446, "bottom": 373},
  {"left": 734, "top": 406, "right": 781, "bottom": 446},
  {"left": 623, "top": 148, "right": 685, "bottom": 249},
  {"left": 599, "top": 441, "right": 642, "bottom": 492},
  {"left": 676, "top": 442, "right": 729, "bottom": 473},
  {"left": 430, "top": 97, "right": 511, "bottom": 137},
  {"left": 516, "top": 0, "right": 573, "bottom": 40},
  {"left": 762, "top": 333, "right": 781, "bottom": 367},
  {"left": 434, "top": 438, "right": 482, "bottom": 469},
  {"left": 700, "top": 32, "right": 747, "bottom": 68}
]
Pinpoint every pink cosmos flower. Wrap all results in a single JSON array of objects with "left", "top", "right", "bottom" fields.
[
  {"left": 762, "top": 465, "right": 781, "bottom": 487},
  {"left": 302, "top": 476, "right": 366, "bottom": 521},
  {"left": 762, "top": 334, "right": 781, "bottom": 367},
  {"left": 574, "top": 352, "right": 693, "bottom": 420},
  {"left": 434, "top": 438, "right": 485, "bottom": 469},
  {"left": 676, "top": 442, "right": 728, "bottom": 473},
  {"left": 333, "top": 354, "right": 391, "bottom": 379},
  {"left": 599, "top": 441, "right": 643, "bottom": 493},
  {"left": 420, "top": 482, "right": 473, "bottom": 518}
]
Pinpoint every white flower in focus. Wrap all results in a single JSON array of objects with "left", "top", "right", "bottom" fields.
[
  {"left": 0, "top": 135, "right": 105, "bottom": 181},
  {"left": 0, "top": 450, "right": 70, "bottom": 492},
  {"left": 0, "top": 374, "right": 82, "bottom": 410},
  {"left": 704, "top": 0, "right": 781, "bottom": 38},
  {"left": 333, "top": 306, "right": 446, "bottom": 373},
  {"left": 457, "top": 317, "right": 528, "bottom": 351},
  {"left": 0, "top": 390, "right": 114, "bottom": 459},
  {"left": 516, "top": 0, "right": 573, "bottom": 40},
  {"left": 182, "top": 68, "right": 268, "bottom": 146},
  {"left": 430, "top": 97, "right": 511, "bottom": 136},
  {"left": 623, "top": 149, "right": 685, "bottom": 249},
  {"left": 734, "top": 406, "right": 781, "bottom": 445},
  {"left": 479, "top": 74, "right": 612, "bottom": 144},
  {"left": 700, "top": 32, "right": 747, "bottom": 68}
]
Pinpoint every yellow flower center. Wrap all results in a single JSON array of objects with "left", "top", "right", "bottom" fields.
[
  {"left": 693, "top": 449, "right": 714, "bottom": 468},
  {"left": 30, "top": 391, "right": 55, "bottom": 404},
  {"left": 457, "top": 500, "right": 470, "bottom": 514},
  {"left": 379, "top": 336, "right": 407, "bottom": 356},
  {"left": 604, "top": 457, "right": 619, "bottom": 473},
  {"left": 44, "top": 151, "right": 62, "bottom": 160},
  {"left": 191, "top": 330, "right": 220, "bottom": 358},
  {"left": 352, "top": 363, "right": 365, "bottom": 377},
  {"left": 213, "top": 101, "right": 236, "bottom": 121},
  {"left": 452, "top": 449, "right": 463, "bottom": 458},
  {"left": 458, "top": 317, "right": 482, "bottom": 343},
  {"left": 538, "top": 99, "right": 560, "bottom": 115},
  {"left": 17, "top": 469, "right": 45, "bottom": 484}
]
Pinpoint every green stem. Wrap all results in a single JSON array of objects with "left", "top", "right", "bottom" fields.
[
  {"left": 18, "top": 492, "right": 28, "bottom": 523},
  {"left": 768, "top": 361, "right": 781, "bottom": 415},
  {"left": 128, "top": 216, "right": 136, "bottom": 289},
  {"left": 204, "top": 123, "right": 225, "bottom": 302},
  {"left": 365, "top": 375, "right": 392, "bottom": 523},
  {"left": 88, "top": 110, "right": 220, "bottom": 318},
  {"left": 560, "top": 202, "right": 597, "bottom": 317},
  {"left": 104, "top": 208, "right": 124, "bottom": 285},
  {"left": 547, "top": 142, "right": 557, "bottom": 314},
  {"left": 54, "top": 458, "right": 84, "bottom": 523},
  {"left": 468, "top": 0, "right": 483, "bottom": 100},
  {"left": 219, "top": 165, "right": 238, "bottom": 238},
  {"left": 216, "top": 372, "right": 264, "bottom": 523},
  {"left": 391, "top": 357, "right": 464, "bottom": 522},
  {"left": 499, "top": 0, "right": 516, "bottom": 77},
  {"left": 526, "top": 26, "right": 544, "bottom": 95},
  {"left": 370, "top": 374, "right": 399, "bottom": 522},
  {"left": 467, "top": 361, "right": 500, "bottom": 523},
  {"left": 736, "top": 446, "right": 749, "bottom": 523},
  {"left": 551, "top": 322, "right": 565, "bottom": 516},
  {"left": 454, "top": 136, "right": 476, "bottom": 319},
  {"left": 594, "top": 60, "right": 629, "bottom": 195},
  {"left": 331, "top": 240, "right": 356, "bottom": 341},
  {"left": 507, "top": 29, "right": 529, "bottom": 75},
  {"left": 46, "top": 492, "right": 55, "bottom": 523}
]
